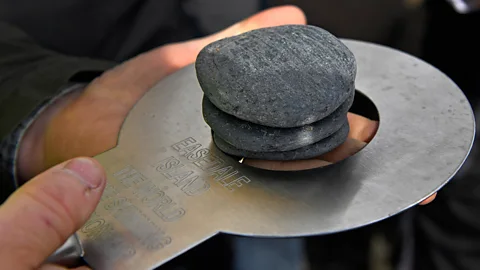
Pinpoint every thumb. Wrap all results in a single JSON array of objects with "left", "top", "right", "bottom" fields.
[{"left": 0, "top": 157, "right": 106, "bottom": 269}]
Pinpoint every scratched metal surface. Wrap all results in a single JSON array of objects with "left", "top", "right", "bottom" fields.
[{"left": 77, "top": 40, "right": 475, "bottom": 270}]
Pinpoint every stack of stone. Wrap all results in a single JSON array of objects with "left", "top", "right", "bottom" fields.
[{"left": 195, "top": 25, "right": 356, "bottom": 160}]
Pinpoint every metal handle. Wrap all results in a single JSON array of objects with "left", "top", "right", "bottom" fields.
[{"left": 45, "top": 233, "right": 85, "bottom": 268}]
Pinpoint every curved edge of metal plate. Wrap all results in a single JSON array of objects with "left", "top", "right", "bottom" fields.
[
  {"left": 215, "top": 39, "right": 477, "bottom": 237},
  {"left": 342, "top": 39, "right": 477, "bottom": 207}
]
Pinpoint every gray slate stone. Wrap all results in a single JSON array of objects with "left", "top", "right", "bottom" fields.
[
  {"left": 195, "top": 24, "right": 356, "bottom": 128},
  {"left": 213, "top": 123, "right": 350, "bottom": 160},
  {"left": 203, "top": 92, "right": 354, "bottom": 152}
]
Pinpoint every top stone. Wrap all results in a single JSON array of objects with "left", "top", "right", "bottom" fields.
[{"left": 195, "top": 24, "right": 356, "bottom": 128}]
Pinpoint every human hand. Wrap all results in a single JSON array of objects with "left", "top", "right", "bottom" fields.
[
  {"left": 16, "top": 4, "right": 435, "bottom": 206},
  {"left": 0, "top": 157, "right": 106, "bottom": 269},
  {"left": 244, "top": 113, "right": 437, "bottom": 205},
  {"left": 17, "top": 5, "right": 308, "bottom": 182}
]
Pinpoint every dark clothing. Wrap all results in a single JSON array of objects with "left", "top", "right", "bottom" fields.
[
  {"left": 0, "top": 0, "right": 259, "bottom": 61},
  {"left": 412, "top": 1, "right": 480, "bottom": 269},
  {"left": 0, "top": 0, "right": 199, "bottom": 61},
  {"left": 0, "top": 22, "right": 115, "bottom": 201},
  {"left": 1, "top": 1, "right": 480, "bottom": 270},
  {"left": 421, "top": 0, "right": 480, "bottom": 104},
  {"left": 0, "top": 0, "right": 259, "bottom": 202}
]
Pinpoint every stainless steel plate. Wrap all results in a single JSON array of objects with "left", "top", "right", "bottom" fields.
[{"left": 75, "top": 40, "right": 475, "bottom": 270}]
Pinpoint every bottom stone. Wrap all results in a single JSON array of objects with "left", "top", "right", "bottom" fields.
[
  {"left": 212, "top": 123, "right": 350, "bottom": 160},
  {"left": 203, "top": 94, "right": 353, "bottom": 152}
]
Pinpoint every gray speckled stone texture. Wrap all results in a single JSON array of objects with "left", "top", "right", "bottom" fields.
[
  {"left": 203, "top": 93, "right": 354, "bottom": 152},
  {"left": 213, "top": 123, "right": 350, "bottom": 160},
  {"left": 195, "top": 24, "right": 356, "bottom": 128}
]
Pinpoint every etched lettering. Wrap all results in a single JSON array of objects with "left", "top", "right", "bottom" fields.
[
  {"left": 134, "top": 180, "right": 186, "bottom": 222},
  {"left": 162, "top": 167, "right": 194, "bottom": 182},
  {"left": 101, "top": 235, "right": 136, "bottom": 260},
  {"left": 100, "top": 183, "right": 119, "bottom": 202},
  {"left": 81, "top": 216, "right": 136, "bottom": 260},
  {"left": 104, "top": 197, "right": 132, "bottom": 212},
  {"left": 171, "top": 137, "right": 197, "bottom": 152},
  {"left": 185, "top": 148, "right": 210, "bottom": 161},
  {"left": 142, "top": 235, "right": 172, "bottom": 250},
  {"left": 164, "top": 138, "right": 253, "bottom": 193},
  {"left": 134, "top": 181, "right": 170, "bottom": 207},
  {"left": 224, "top": 176, "right": 251, "bottom": 191},
  {"left": 100, "top": 196, "right": 175, "bottom": 250},
  {"left": 154, "top": 154, "right": 210, "bottom": 196},
  {"left": 95, "top": 227, "right": 136, "bottom": 260},
  {"left": 174, "top": 175, "right": 210, "bottom": 196},
  {"left": 210, "top": 166, "right": 239, "bottom": 182},
  {"left": 209, "top": 165, "right": 251, "bottom": 191},
  {"left": 81, "top": 218, "right": 113, "bottom": 240},
  {"left": 178, "top": 143, "right": 201, "bottom": 157},
  {"left": 154, "top": 205, "right": 186, "bottom": 222},
  {"left": 113, "top": 204, "right": 171, "bottom": 250},
  {"left": 193, "top": 154, "right": 225, "bottom": 171},
  {"left": 154, "top": 156, "right": 182, "bottom": 171},
  {"left": 113, "top": 166, "right": 147, "bottom": 188}
]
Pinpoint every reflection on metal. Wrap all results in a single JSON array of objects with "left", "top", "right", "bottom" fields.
[
  {"left": 447, "top": 0, "right": 480, "bottom": 13},
  {"left": 48, "top": 40, "right": 475, "bottom": 270},
  {"left": 45, "top": 233, "right": 84, "bottom": 267}
]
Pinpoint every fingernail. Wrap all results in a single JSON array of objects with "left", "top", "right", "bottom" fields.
[{"left": 64, "top": 157, "right": 104, "bottom": 189}]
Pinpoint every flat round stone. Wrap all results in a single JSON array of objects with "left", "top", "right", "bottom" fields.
[
  {"left": 212, "top": 123, "right": 350, "bottom": 160},
  {"left": 195, "top": 24, "right": 356, "bottom": 128},
  {"left": 203, "top": 92, "right": 353, "bottom": 152}
]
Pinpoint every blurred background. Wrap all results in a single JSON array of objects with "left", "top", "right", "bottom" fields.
[
  {"left": 1, "top": 0, "right": 478, "bottom": 269},
  {"left": 267, "top": 0, "right": 426, "bottom": 56}
]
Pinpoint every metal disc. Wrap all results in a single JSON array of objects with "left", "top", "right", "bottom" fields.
[{"left": 77, "top": 40, "right": 475, "bottom": 270}]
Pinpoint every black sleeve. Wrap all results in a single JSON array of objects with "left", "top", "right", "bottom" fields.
[{"left": 0, "top": 22, "right": 116, "bottom": 203}]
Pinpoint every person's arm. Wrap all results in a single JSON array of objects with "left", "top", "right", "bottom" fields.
[
  {"left": 0, "top": 22, "right": 115, "bottom": 203},
  {"left": 0, "top": 6, "right": 307, "bottom": 203}
]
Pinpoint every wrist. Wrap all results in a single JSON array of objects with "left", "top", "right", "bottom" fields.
[{"left": 17, "top": 84, "right": 85, "bottom": 183}]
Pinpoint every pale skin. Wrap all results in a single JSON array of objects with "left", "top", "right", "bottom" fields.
[{"left": 0, "top": 6, "right": 435, "bottom": 269}]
